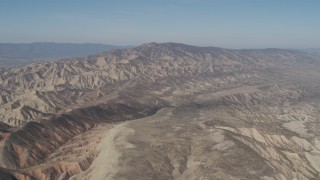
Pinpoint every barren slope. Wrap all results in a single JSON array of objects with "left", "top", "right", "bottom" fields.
[{"left": 0, "top": 43, "right": 319, "bottom": 179}]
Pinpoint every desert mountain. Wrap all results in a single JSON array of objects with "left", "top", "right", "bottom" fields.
[{"left": 0, "top": 43, "right": 320, "bottom": 179}]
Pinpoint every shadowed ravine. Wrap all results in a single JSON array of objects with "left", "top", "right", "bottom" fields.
[{"left": 0, "top": 43, "right": 320, "bottom": 179}]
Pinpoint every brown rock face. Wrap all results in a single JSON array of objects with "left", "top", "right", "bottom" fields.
[
  {"left": 2, "top": 100, "right": 160, "bottom": 168},
  {"left": 0, "top": 43, "right": 320, "bottom": 179}
]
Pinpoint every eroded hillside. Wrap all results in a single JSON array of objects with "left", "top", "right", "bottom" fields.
[{"left": 0, "top": 43, "right": 319, "bottom": 179}]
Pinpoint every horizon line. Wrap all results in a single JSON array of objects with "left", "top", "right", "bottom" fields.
[{"left": 0, "top": 41, "right": 319, "bottom": 50}]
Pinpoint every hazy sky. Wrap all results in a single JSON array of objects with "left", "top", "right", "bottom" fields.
[{"left": 0, "top": 0, "right": 319, "bottom": 48}]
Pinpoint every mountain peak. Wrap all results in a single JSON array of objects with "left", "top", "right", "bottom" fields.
[{"left": 141, "top": 42, "right": 158, "bottom": 47}]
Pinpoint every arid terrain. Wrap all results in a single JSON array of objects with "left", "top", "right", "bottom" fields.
[{"left": 0, "top": 43, "right": 320, "bottom": 179}]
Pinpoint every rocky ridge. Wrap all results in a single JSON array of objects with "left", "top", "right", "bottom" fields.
[{"left": 0, "top": 43, "right": 319, "bottom": 179}]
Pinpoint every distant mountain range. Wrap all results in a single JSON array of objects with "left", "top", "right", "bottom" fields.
[
  {"left": 0, "top": 42, "right": 131, "bottom": 67},
  {"left": 300, "top": 48, "right": 320, "bottom": 55}
]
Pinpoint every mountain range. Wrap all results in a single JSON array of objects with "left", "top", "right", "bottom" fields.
[
  {"left": 0, "top": 42, "right": 130, "bottom": 68},
  {"left": 0, "top": 43, "right": 320, "bottom": 179},
  {"left": 301, "top": 48, "right": 320, "bottom": 55}
]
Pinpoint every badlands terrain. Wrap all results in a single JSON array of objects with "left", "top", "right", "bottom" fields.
[{"left": 0, "top": 43, "right": 320, "bottom": 179}]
